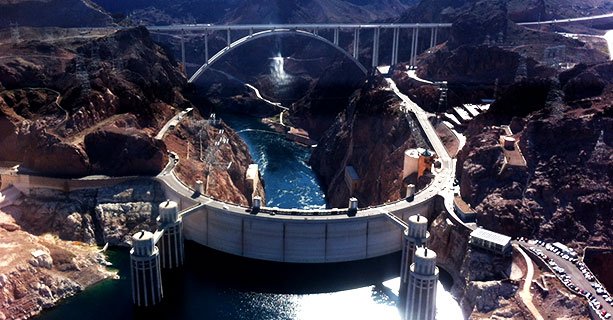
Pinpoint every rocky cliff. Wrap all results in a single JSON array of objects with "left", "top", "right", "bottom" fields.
[
  {"left": 457, "top": 61, "right": 612, "bottom": 248},
  {"left": 0, "top": 27, "right": 186, "bottom": 177},
  {"left": 391, "top": 0, "right": 608, "bottom": 116},
  {"left": 0, "top": 179, "right": 174, "bottom": 319},
  {"left": 93, "top": 0, "right": 410, "bottom": 25},
  {"left": 164, "top": 111, "right": 265, "bottom": 206},
  {"left": 309, "top": 75, "right": 425, "bottom": 207},
  {"left": 0, "top": 0, "right": 113, "bottom": 28},
  {"left": 10, "top": 180, "right": 166, "bottom": 246}
]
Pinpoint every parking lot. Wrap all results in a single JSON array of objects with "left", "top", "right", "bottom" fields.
[{"left": 518, "top": 239, "right": 612, "bottom": 319}]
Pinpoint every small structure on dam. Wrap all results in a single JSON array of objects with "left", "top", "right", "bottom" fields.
[{"left": 130, "top": 200, "right": 184, "bottom": 307}]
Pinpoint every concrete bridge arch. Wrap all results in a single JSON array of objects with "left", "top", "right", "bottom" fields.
[{"left": 188, "top": 28, "right": 368, "bottom": 83}]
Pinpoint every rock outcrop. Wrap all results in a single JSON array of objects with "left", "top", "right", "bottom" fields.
[
  {"left": 0, "top": 0, "right": 113, "bottom": 28},
  {"left": 164, "top": 112, "right": 265, "bottom": 206},
  {"left": 10, "top": 180, "right": 166, "bottom": 246},
  {"left": 309, "top": 75, "right": 424, "bottom": 207},
  {"left": 457, "top": 61, "right": 613, "bottom": 248},
  {"left": 0, "top": 209, "right": 113, "bottom": 320},
  {"left": 0, "top": 27, "right": 187, "bottom": 177},
  {"left": 84, "top": 127, "right": 167, "bottom": 176}
]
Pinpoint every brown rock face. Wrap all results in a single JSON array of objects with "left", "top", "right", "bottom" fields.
[
  {"left": 0, "top": 0, "right": 113, "bottom": 28},
  {"left": 289, "top": 58, "right": 366, "bottom": 140},
  {"left": 84, "top": 127, "right": 167, "bottom": 176},
  {"left": 0, "top": 27, "right": 188, "bottom": 177},
  {"left": 164, "top": 112, "right": 264, "bottom": 206},
  {"left": 310, "top": 76, "right": 423, "bottom": 207},
  {"left": 457, "top": 62, "right": 613, "bottom": 248}
]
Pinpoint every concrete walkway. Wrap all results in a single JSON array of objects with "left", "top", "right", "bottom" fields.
[{"left": 515, "top": 244, "right": 545, "bottom": 320}]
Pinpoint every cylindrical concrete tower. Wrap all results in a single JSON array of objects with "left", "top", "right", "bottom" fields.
[
  {"left": 158, "top": 200, "right": 184, "bottom": 269},
  {"left": 130, "top": 230, "right": 163, "bottom": 307},
  {"left": 400, "top": 215, "right": 430, "bottom": 289},
  {"left": 405, "top": 247, "right": 438, "bottom": 320}
]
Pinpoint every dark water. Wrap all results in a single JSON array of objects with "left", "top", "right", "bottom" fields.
[
  {"left": 220, "top": 113, "right": 327, "bottom": 210},
  {"left": 36, "top": 243, "right": 461, "bottom": 320}
]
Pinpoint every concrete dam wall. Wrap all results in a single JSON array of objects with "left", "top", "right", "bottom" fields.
[{"left": 177, "top": 196, "right": 434, "bottom": 263}]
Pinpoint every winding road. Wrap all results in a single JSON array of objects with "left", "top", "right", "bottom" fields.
[{"left": 515, "top": 244, "right": 545, "bottom": 320}]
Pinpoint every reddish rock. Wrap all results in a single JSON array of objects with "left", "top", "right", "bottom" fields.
[
  {"left": 310, "top": 75, "right": 421, "bottom": 207},
  {"left": 457, "top": 62, "right": 613, "bottom": 248},
  {"left": 84, "top": 127, "right": 167, "bottom": 176},
  {"left": 0, "top": 27, "right": 188, "bottom": 177},
  {"left": 0, "top": 0, "right": 113, "bottom": 28}
]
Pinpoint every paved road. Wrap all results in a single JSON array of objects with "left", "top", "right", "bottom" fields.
[
  {"left": 147, "top": 23, "right": 453, "bottom": 32},
  {"left": 385, "top": 77, "right": 472, "bottom": 230},
  {"left": 519, "top": 240, "right": 613, "bottom": 318},
  {"left": 245, "top": 84, "right": 288, "bottom": 110},
  {"left": 155, "top": 108, "right": 192, "bottom": 140},
  {"left": 517, "top": 13, "right": 613, "bottom": 26}
]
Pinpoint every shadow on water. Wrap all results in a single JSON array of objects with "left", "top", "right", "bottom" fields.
[{"left": 36, "top": 242, "right": 417, "bottom": 320}]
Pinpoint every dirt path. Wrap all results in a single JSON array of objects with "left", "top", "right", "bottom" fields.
[{"left": 515, "top": 244, "right": 545, "bottom": 320}]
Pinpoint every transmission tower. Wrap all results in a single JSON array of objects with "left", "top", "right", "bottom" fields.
[
  {"left": 202, "top": 129, "right": 231, "bottom": 194},
  {"left": 10, "top": 23, "right": 20, "bottom": 43},
  {"left": 437, "top": 81, "right": 448, "bottom": 113},
  {"left": 514, "top": 55, "right": 528, "bottom": 82},
  {"left": 75, "top": 54, "right": 92, "bottom": 93}
]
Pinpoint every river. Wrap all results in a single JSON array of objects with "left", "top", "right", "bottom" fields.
[{"left": 221, "top": 112, "right": 327, "bottom": 210}]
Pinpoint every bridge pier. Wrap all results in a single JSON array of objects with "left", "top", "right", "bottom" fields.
[
  {"left": 204, "top": 33, "right": 209, "bottom": 64},
  {"left": 180, "top": 33, "right": 186, "bottom": 73},
  {"left": 333, "top": 27, "right": 340, "bottom": 46},
  {"left": 226, "top": 28, "right": 231, "bottom": 45},
  {"left": 130, "top": 231, "right": 163, "bottom": 307},
  {"left": 434, "top": 27, "right": 438, "bottom": 47},
  {"left": 158, "top": 200, "right": 184, "bottom": 269},
  {"left": 372, "top": 27, "right": 380, "bottom": 68},
  {"left": 429, "top": 27, "right": 438, "bottom": 48},
  {"left": 353, "top": 28, "right": 360, "bottom": 59},
  {"left": 391, "top": 27, "right": 400, "bottom": 66},
  {"left": 410, "top": 27, "right": 420, "bottom": 67}
]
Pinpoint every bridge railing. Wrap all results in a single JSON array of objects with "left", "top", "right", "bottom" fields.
[{"left": 147, "top": 23, "right": 453, "bottom": 33}]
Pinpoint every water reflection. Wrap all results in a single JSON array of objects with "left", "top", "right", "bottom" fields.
[{"left": 36, "top": 244, "right": 464, "bottom": 320}]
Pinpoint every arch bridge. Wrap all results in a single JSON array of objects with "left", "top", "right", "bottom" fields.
[{"left": 147, "top": 23, "right": 452, "bottom": 83}]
